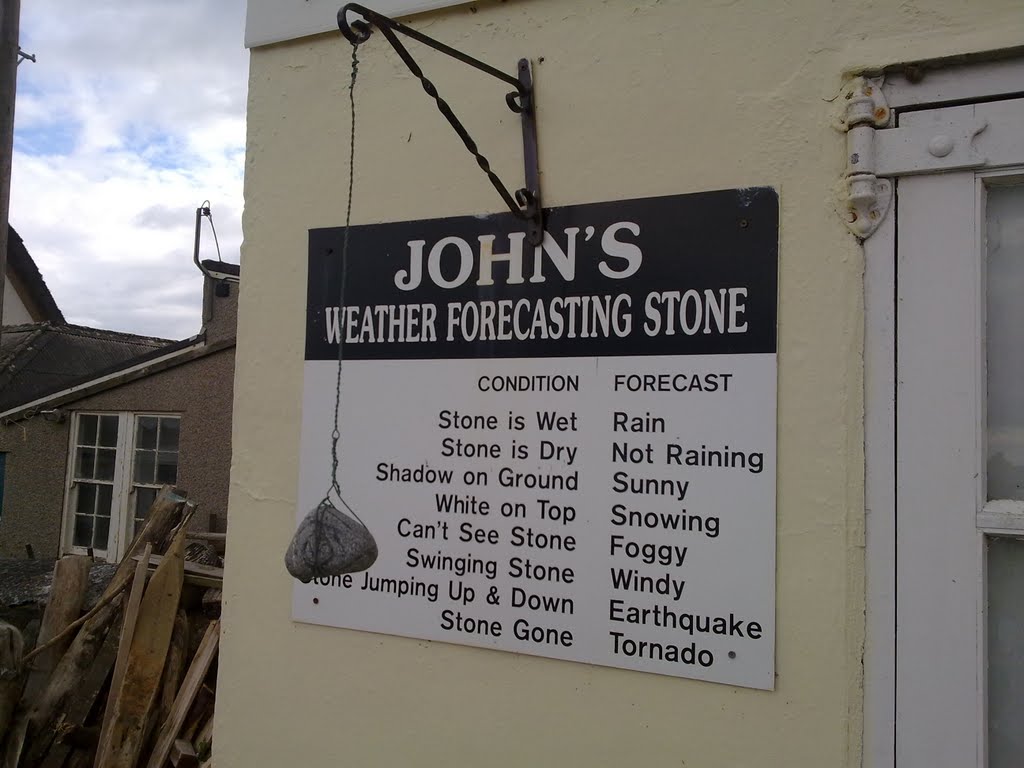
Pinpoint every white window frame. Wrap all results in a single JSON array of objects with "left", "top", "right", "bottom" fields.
[
  {"left": 864, "top": 58, "right": 1024, "bottom": 768},
  {"left": 61, "top": 411, "right": 182, "bottom": 562}
]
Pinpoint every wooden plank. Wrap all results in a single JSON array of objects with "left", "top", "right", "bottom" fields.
[
  {"left": 170, "top": 738, "right": 199, "bottom": 767},
  {"left": 144, "top": 620, "right": 220, "bottom": 768},
  {"left": 97, "top": 524, "right": 189, "bottom": 767},
  {"left": 20, "top": 601, "right": 118, "bottom": 767},
  {"left": 186, "top": 532, "right": 226, "bottom": 550},
  {"left": 23, "top": 487, "right": 189, "bottom": 670},
  {"left": 180, "top": 684, "right": 214, "bottom": 742},
  {"left": 143, "top": 610, "right": 188, "bottom": 760},
  {"left": 135, "top": 554, "right": 223, "bottom": 584},
  {"left": 1, "top": 717, "right": 29, "bottom": 768},
  {"left": 95, "top": 544, "right": 152, "bottom": 762},
  {"left": 0, "top": 619, "right": 24, "bottom": 736},
  {"left": 23, "top": 556, "right": 93, "bottom": 705},
  {"left": 193, "top": 712, "right": 214, "bottom": 761},
  {"left": 0, "top": 620, "right": 36, "bottom": 768},
  {"left": 38, "top": 626, "right": 119, "bottom": 768},
  {"left": 181, "top": 574, "right": 223, "bottom": 590}
]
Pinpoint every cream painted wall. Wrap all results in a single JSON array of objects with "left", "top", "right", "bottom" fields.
[
  {"left": 220, "top": 1, "right": 1024, "bottom": 766},
  {"left": 3, "top": 276, "right": 33, "bottom": 325}
]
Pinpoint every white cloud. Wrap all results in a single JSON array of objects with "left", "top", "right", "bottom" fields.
[{"left": 10, "top": 0, "right": 247, "bottom": 339}]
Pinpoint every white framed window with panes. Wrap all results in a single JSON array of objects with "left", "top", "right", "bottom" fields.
[
  {"left": 63, "top": 412, "right": 181, "bottom": 561},
  {"left": 864, "top": 59, "right": 1024, "bottom": 768}
]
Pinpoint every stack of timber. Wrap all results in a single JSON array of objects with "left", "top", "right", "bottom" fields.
[{"left": 0, "top": 487, "right": 224, "bottom": 768}]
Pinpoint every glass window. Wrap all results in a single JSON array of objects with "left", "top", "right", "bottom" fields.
[
  {"left": 131, "top": 415, "right": 180, "bottom": 534},
  {"left": 986, "top": 183, "right": 1024, "bottom": 499},
  {"left": 69, "top": 413, "right": 120, "bottom": 554},
  {"left": 988, "top": 537, "right": 1024, "bottom": 767},
  {"left": 64, "top": 412, "right": 181, "bottom": 559},
  {"left": 986, "top": 182, "right": 1024, "bottom": 768}
]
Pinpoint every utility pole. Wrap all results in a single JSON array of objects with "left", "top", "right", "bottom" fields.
[{"left": 0, "top": 0, "right": 20, "bottom": 348}]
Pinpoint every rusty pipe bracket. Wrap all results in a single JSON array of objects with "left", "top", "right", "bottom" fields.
[{"left": 338, "top": 3, "right": 543, "bottom": 245}]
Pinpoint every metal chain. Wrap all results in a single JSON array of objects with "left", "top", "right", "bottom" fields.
[{"left": 319, "top": 41, "right": 367, "bottom": 529}]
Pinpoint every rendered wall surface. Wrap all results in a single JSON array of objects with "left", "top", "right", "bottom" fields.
[
  {"left": 221, "top": 1, "right": 1024, "bottom": 766},
  {"left": 2, "top": 278, "right": 33, "bottom": 325}
]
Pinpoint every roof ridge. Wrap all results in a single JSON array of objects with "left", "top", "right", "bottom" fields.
[
  {"left": 1, "top": 333, "right": 216, "bottom": 415},
  {"left": 0, "top": 324, "right": 48, "bottom": 385},
  {"left": 1, "top": 321, "right": 52, "bottom": 333},
  {"left": 47, "top": 323, "right": 176, "bottom": 346},
  {"left": 6, "top": 226, "right": 64, "bottom": 323}
]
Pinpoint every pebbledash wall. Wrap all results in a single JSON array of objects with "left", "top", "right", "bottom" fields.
[{"left": 220, "top": 1, "right": 1024, "bottom": 767}]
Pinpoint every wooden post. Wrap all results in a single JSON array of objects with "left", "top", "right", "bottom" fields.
[
  {"left": 36, "top": 626, "right": 120, "bottom": 768},
  {"left": 20, "top": 601, "right": 118, "bottom": 766},
  {"left": 0, "top": 619, "right": 24, "bottom": 737},
  {"left": 94, "top": 544, "right": 152, "bottom": 760},
  {"left": 0, "top": 0, "right": 20, "bottom": 337},
  {"left": 97, "top": 521, "right": 188, "bottom": 767},
  {"left": 23, "top": 555, "right": 93, "bottom": 704},
  {"left": 102, "top": 488, "right": 189, "bottom": 603}
]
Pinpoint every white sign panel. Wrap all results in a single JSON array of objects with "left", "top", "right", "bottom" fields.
[{"left": 294, "top": 189, "right": 778, "bottom": 689}]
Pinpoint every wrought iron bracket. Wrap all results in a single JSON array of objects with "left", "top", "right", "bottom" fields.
[{"left": 338, "top": 3, "right": 544, "bottom": 245}]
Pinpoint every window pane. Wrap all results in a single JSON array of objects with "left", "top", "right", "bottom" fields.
[
  {"left": 72, "top": 514, "right": 93, "bottom": 547},
  {"left": 135, "top": 487, "right": 158, "bottom": 523},
  {"left": 75, "top": 447, "right": 95, "bottom": 479},
  {"left": 134, "top": 450, "right": 155, "bottom": 484},
  {"left": 159, "top": 418, "right": 180, "bottom": 451},
  {"left": 98, "top": 415, "right": 119, "bottom": 447},
  {"left": 75, "top": 484, "right": 96, "bottom": 516},
  {"left": 96, "top": 484, "right": 113, "bottom": 517},
  {"left": 78, "top": 414, "right": 97, "bottom": 446},
  {"left": 136, "top": 417, "right": 158, "bottom": 450},
  {"left": 95, "top": 449, "right": 116, "bottom": 481},
  {"left": 156, "top": 452, "right": 178, "bottom": 484},
  {"left": 986, "top": 183, "right": 1024, "bottom": 499},
  {"left": 988, "top": 537, "right": 1024, "bottom": 766},
  {"left": 93, "top": 515, "right": 110, "bottom": 550}
]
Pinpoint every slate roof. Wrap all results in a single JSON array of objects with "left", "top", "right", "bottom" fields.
[
  {"left": 0, "top": 323, "right": 175, "bottom": 412},
  {"left": 7, "top": 227, "right": 64, "bottom": 323}
]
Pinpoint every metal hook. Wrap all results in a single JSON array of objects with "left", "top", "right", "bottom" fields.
[{"left": 336, "top": 3, "right": 543, "bottom": 245}]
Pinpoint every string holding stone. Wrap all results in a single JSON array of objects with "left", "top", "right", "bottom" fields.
[{"left": 285, "top": 38, "right": 378, "bottom": 582}]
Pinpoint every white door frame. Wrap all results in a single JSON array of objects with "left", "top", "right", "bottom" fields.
[{"left": 864, "top": 59, "right": 1024, "bottom": 768}]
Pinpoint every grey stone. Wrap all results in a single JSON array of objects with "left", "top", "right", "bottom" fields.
[{"left": 285, "top": 499, "right": 378, "bottom": 582}]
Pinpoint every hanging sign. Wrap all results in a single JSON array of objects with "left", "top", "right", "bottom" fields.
[{"left": 294, "top": 188, "right": 779, "bottom": 690}]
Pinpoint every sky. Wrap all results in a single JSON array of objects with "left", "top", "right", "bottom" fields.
[{"left": 11, "top": 0, "right": 248, "bottom": 340}]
